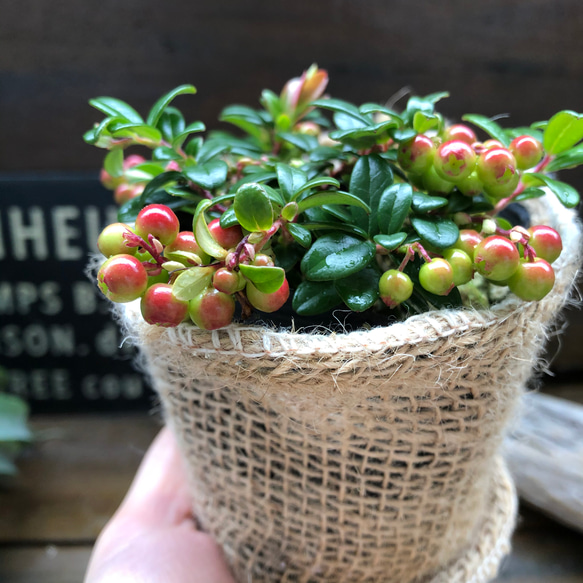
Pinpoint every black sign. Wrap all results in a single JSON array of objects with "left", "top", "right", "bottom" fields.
[{"left": 0, "top": 174, "right": 153, "bottom": 412}]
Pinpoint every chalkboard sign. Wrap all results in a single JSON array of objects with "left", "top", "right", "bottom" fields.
[{"left": 0, "top": 174, "right": 153, "bottom": 413}]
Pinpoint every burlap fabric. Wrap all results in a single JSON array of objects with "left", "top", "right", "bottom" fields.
[{"left": 119, "top": 196, "right": 580, "bottom": 583}]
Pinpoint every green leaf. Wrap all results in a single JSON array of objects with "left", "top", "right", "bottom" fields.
[
  {"left": 378, "top": 183, "right": 412, "bottom": 235},
  {"left": 411, "top": 216, "right": 459, "bottom": 249},
  {"left": 153, "top": 146, "right": 183, "bottom": 161},
  {"left": 333, "top": 111, "right": 369, "bottom": 130},
  {"left": 276, "top": 164, "right": 308, "bottom": 202},
  {"left": 291, "top": 177, "right": 341, "bottom": 200},
  {"left": 301, "top": 233, "right": 376, "bottom": 281},
  {"left": 335, "top": 266, "right": 380, "bottom": 312},
  {"left": 0, "top": 450, "right": 17, "bottom": 476},
  {"left": 147, "top": 85, "right": 197, "bottom": 128},
  {"left": 349, "top": 154, "right": 394, "bottom": 235},
  {"left": 461, "top": 114, "right": 510, "bottom": 147},
  {"left": 292, "top": 280, "right": 342, "bottom": 315},
  {"left": 239, "top": 264, "right": 285, "bottom": 293},
  {"left": 297, "top": 190, "right": 371, "bottom": 214},
  {"left": 309, "top": 146, "right": 345, "bottom": 162},
  {"left": 373, "top": 232, "right": 407, "bottom": 251},
  {"left": 545, "top": 144, "right": 583, "bottom": 172},
  {"left": 359, "top": 103, "right": 403, "bottom": 122},
  {"left": 141, "top": 170, "right": 183, "bottom": 200},
  {"left": 89, "top": 96, "right": 144, "bottom": 123},
  {"left": 423, "top": 91, "right": 450, "bottom": 104},
  {"left": 172, "top": 266, "right": 215, "bottom": 301},
  {"left": 157, "top": 107, "right": 185, "bottom": 142},
  {"left": 0, "top": 393, "right": 32, "bottom": 442},
  {"left": 311, "top": 98, "right": 370, "bottom": 124},
  {"left": 514, "top": 187, "right": 546, "bottom": 202},
  {"left": 184, "top": 159, "right": 228, "bottom": 190},
  {"left": 278, "top": 132, "right": 318, "bottom": 151},
  {"left": 125, "top": 163, "right": 167, "bottom": 182},
  {"left": 117, "top": 188, "right": 187, "bottom": 223},
  {"left": 543, "top": 110, "right": 583, "bottom": 155},
  {"left": 109, "top": 122, "right": 162, "bottom": 145},
  {"left": 261, "top": 184, "right": 286, "bottom": 207},
  {"left": 219, "top": 207, "right": 238, "bottom": 228},
  {"left": 193, "top": 200, "right": 228, "bottom": 259},
  {"left": 329, "top": 119, "right": 399, "bottom": 150},
  {"left": 301, "top": 222, "right": 369, "bottom": 239},
  {"left": 172, "top": 121, "right": 206, "bottom": 149},
  {"left": 411, "top": 191, "right": 449, "bottom": 213},
  {"left": 405, "top": 96, "right": 435, "bottom": 122},
  {"left": 234, "top": 183, "right": 274, "bottom": 232},
  {"left": 220, "top": 105, "right": 267, "bottom": 141},
  {"left": 530, "top": 173, "right": 580, "bottom": 208},
  {"left": 104, "top": 149, "right": 124, "bottom": 178},
  {"left": 286, "top": 223, "right": 312, "bottom": 248},
  {"left": 413, "top": 111, "right": 440, "bottom": 134},
  {"left": 273, "top": 244, "right": 304, "bottom": 272}
]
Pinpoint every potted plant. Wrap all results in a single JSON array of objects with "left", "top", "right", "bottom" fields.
[{"left": 85, "top": 66, "right": 581, "bottom": 583}]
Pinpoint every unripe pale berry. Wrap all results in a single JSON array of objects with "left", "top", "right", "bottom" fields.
[
  {"left": 97, "top": 223, "right": 137, "bottom": 257},
  {"left": 442, "top": 248, "right": 473, "bottom": 286},
  {"left": 208, "top": 218, "right": 244, "bottom": 249},
  {"left": 457, "top": 171, "right": 483, "bottom": 197},
  {"left": 397, "top": 134, "right": 435, "bottom": 174},
  {"left": 422, "top": 166, "right": 455, "bottom": 194},
  {"left": 509, "top": 135, "right": 544, "bottom": 170},
  {"left": 97, "top": 254, "right": 148, "bottom": 303},
  {"left": 419, "top": 258, "right": 455, "bottom": 296},
  {"left": 434, "top": 140, "right": 477, "bottom": 183},
  {"left": 527, "top": 225, "right": 562, "bottom": 264},
  {"left": 443, "top": 124, "right": 477, "bottom": 146},
  {"left": 135, "top": 204, "right": 180, "bottom": 246},
  {"left": 253, "top": 254, "right": 275, "bottom": 267},
  {"left": 508, "top": 258, "right": 555, "bottom": 301},
  {"left": 454, "top": 229, "right": 483, "bottom": 257},
  {"left": 114, "top": 183, "right": 144, "bottom": 205},
  {"left": 140, "top": 283, "right": 189, "bottom": 327},
  {"left": 100, "top": 169, "right": 123, "bottom": 191},
  {"left": 246, "top": 278, "right": 290, "bottom": 313},
  {"left": 188, "top": 288, "right": 236, "bottom": 330},
  {"left": 473, "top": 235, "right": 520, "bottom": 281},
  {"left": 379, "top": 270, "right": 413, "bottom": 308},
  {"left": 476, "top": 147, "right": 518, "bottom": 189},
  {"left": 212, "top": 268, "right": 246, "bottom": 294}
]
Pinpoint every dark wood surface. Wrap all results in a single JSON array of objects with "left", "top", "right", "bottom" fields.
[{"left": 0, "top": 388, "right": 582, "bottom": 583}]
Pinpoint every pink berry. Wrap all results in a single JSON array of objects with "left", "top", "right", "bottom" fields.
[
  {"left": 135, "top": 204, "right": 180, "bottom": 246},
  {"left": 379, "top": 270, "right": 413, "bottom": 308},
  {"left": 188, "top": 288, "right": 236, "bottom": 330},
  {"left": 164, "top": 231, "right": 210, "bottom": 264},
  {"left": 246, "top": 278, "right": 290, "bottom": 313},
  {"left": 212, "top": 268, "right": 245, "bottom": 294},
  {"left": 397, "top": 135, "right": 435, "bottom": 174},
  {"left": 508, "top": 258, "right": 555, "bottom": 301},
  {"left": 443, "top": 124, "right": 477, "bottom": 146},
  {"left": 140, "top": 283, "right": 189, "bottom": 327},
  {"left": 476, "top": 148, "right": 518, "bottom": 189},
  {"left": 123, "top": 154, "right": 146, "bottom": 170},
  {"left": 454, "top": 229, "right": 484, "bottom": 257},
  {"left": 473, "top": 235, "right": 520, "bottom": 281},
  {"left": 527, "top": 225, "right": 562, "bottom": 264},
  {"left": 114, "top": 183, "right": 145, "bottom": 205},
  {"left": 434, "top": 140, "right": 477, "bottom": 183},
  {"left": 100, "top": 168, "right": 123, "bottom": 191},
  {"left": 208, "top": 219, "right": 244, "bottom": 249},
  {"left": 97, "top": 254, "right": 148, "bottom": 303},
  {"left": 509, "top": 135, "right": 544, "bottom": 170}
]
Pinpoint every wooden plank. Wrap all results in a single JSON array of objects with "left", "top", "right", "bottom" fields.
[{"left": 0, "top": 414, "right": 160, "bottom": 543}]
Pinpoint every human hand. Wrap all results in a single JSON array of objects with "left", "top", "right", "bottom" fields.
[{"left": 84, "top": 426, "right": 235, "bottom": 583}]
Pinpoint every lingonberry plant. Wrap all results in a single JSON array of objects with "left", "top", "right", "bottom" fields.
[{"left": 86, "top": 65, "right": 582, "bottom": 330}]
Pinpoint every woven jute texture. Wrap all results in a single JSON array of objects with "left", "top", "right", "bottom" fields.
[{"left": 120, "top": 196, "right": 580, "bottom": 583}]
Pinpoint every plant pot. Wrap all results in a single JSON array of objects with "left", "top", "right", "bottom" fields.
[{"left": 118, "top": 196, "right": 580, "bottom": 583}]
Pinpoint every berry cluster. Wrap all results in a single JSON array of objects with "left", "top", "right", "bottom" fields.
[
  {"left": 88, "top": 67, "right": 581, "bottom": 331},
  {"left": 97, "top": 204, "right": 289, "bottom": 329}
]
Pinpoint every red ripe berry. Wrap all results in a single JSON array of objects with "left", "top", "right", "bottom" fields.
[
  {"left": 123, "top": 154, "right": 146, "bottom": 170},
  {"left": 188, "top": 288, "right": 236, "bottom": 330},
  {"left": 135, "top": 204, "right": 180, "bottom": 246},
  {"left": 527, "top": 225, "right": 562, "bottom": 264},
  {"left": 473, "top": 235, "right": 520, "bottom": 281},
  {"left": 140, "top": 283, "right": 189, "bottom": 327},
  {"left": 454, "top": 229, "right": 483, "bottom": 257},
  {"left": 508, "top": 258, "right": 555, "bottom": 301},
  {"left": 419, "top": 258, "right": 455, "bottom": 296},
  {"left": 397, "top": 134, "right": 435, "bottom": 174},
  {"left": 164, "top": 231, "right": 210, "bottom": 264},
  {"left": 434, "top": 140, "right": 477, "bottom": 183},
  {"left": 97, "top": 254, "right": 148, "bottom": 303},
  {"left": 100, "top": 169, "right": 123, "bottom": 191},
  {"left": 208, "top": 218, "right": 244, "bottom": 249},
  {"left": 443, "top": 124, "right": 477, "bottom": 146},
  {"left": 378, "top": 270, "right": 413, "bottom": 308},
  {"left": 509, "top": 135, "right": 544, "bottom": 170},
  {"left": 476, "top": 148, "right": 518, "bottom": 189},
  {"left": 114, "top": 183, "right": 145, "bottom": 205},
  {"left": 97, "top": 223, "right": 138, "bottom": 258},
  {"left": 246, "top": 278, "right": 290, "bottom": 313}
]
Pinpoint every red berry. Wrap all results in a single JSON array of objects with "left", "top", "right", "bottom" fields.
[
  {"left": 97, "top": 223, "right": 137, "bottom": 258},
  {"left": 508, "top": 258, "right": 555, "bottom": 301},
  {"left": 100, "top": 168, "right": 123, "bottom": 191},
  {"left": 443, "top": 248, "right": 473, "bottom": 285},
  {"left": 397, "top": 135, "right": 435, "bottom": 174},
  {"left": 509, "top": 135, "right": 544, "bottom": 170},
  {"left": 443, "top": 124, "right": 477, "bottom": 146},
  {"left": 454, "top": 229, "right": 483, "bottom": 257},
  {"left": 473, "top": 235, "right": 520, "bottom": 281},
  {"left": 114, "top": 183, "right": 145, "bottom": 205},
  {"left": 212, "top": 268, "right": 245, "bottom": 294},
  {"left": 165, "top": 160, "right": 181, "bottom": 172},
  {"left": 253, "top": 254, "right": 275, "bottom": 267},
  {"left": 527, "top": 225, "right": 562, "bottom": 264},
  {"left": 164, "top": 231, "right": 210, "bottom": 265},
  {"left": 379, "top": 270, "right": 413, "bottom": 308},
  {"left": 434, "top": 140, "right": 477, "bottom": 183},
  {"left": 419, "top": 258, "right": 455, "bottom": 296},
  {"left": 246, "top": 278, "right": 290, "bottom": 313},
  {"left": 476, "top": 148, "right": 518, "bottom": 189},
  {"left": 188, "top": 288, "right": 236, "bottom": 330},
  {"left": 208, "top": 218, "right": 244, "bottom": 249},
  {"left": 97, "top": 254, "right": 148, "bottom": 303},
  {"left": 123, "top": 154, "right": 146, "bottom": 170},
  {"left": 482, "top": 139, "right": 505, "bottom": 151},
  {"left": 135, "top": 204, "right": 180, "bottom": 246},
  {"left": 140, "top": 283, "right": 189, "bottom": 327}
]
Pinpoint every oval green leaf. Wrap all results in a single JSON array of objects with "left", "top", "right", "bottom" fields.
[
  {"left": 239, "top": 264, "right": 285, "bottom": 293},
  {"left": 334, "top": 266, "right": 379, "bottom": 312},
  {"left": 378, "top": 183, "right": 412, "bottom": 235},
  {"left": 234, "top": 183, "right": 274, "bottom": 232},
  {"left": 411, "top": 216, "right": 460, "bottom": 249},
  {"left": 297, "top": 191, "right": 371, "bottom": 214},
  {"left": 543, "top": 110, "right": 583, "bottom": 155},
  {"left": 172, "top": 266, "right": 215, "bottom": 302},
  {"left": 411, "top": 191, "right": 449, "bottom": 213},
  {"left": 104, "top": 149, "right": 124, "bottom": 178},
  {"left": 291, "top": 176, "right": 341, "bottom": 200},
  {"left": 185, "top": 159, "right": 228, "bottom": 190},
  {"left": 89, "top": 97, "right": 144, "bottom": 123},
  {"left": 373, "top": 232, "right": 407, "bottom": 251},
  {"left": 530, "top": 173, "right": 580, "bottom": 208},
  {"left": 276, "top": 163, "right": 308, "bottom": 202},
  {"left": 287, "top": 223, "right": 312, "bottom": 248},
  {"left": 193, "top": 200, "right": 228, "bottom": 259},
  {"left": 147, "top": 85, "right": 197, "bottom": 128},
  {"left": 292, "top": 280, "right": 342, "bottom": 315},
  {"left": 172, "top": 121, "right": 206, "bottom": 149}
]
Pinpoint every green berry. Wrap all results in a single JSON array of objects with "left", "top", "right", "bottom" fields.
[
  {"left": 443, "top": 249, "right": 473, "bottom": 286},
  {"left": 457, "top": 171, "right": 483, "bottom": 197},
  {"left": 97, "top": 223, "right": 137, "bottom": 258},
  {"left": 419, "top": 258, "right": 454, "bottom": 296},
  {"left": 379, "top": 270, "right": 413, "bottom": 308},
  {"left": 422, "top": 166, "right": 455, "bottom": 194}
]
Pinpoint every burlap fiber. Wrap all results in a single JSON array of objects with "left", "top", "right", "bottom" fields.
[{"left": 119, "top": 196, "right": 580, "bottom": 583}]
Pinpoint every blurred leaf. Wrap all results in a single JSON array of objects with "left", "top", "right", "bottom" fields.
[
  {"left": 543, "top": 110, "right": 583, "bottom": 154},
  {"left": 462, "top": 114, "right": 510, "bottom": 147},
  {"left": 157, "top": 107, "right": 186, "bottom": 142},
  {"left": 0, "top": 393, "right": 32, "bottom": 443},
  {"left": 276, "top": 164, "right": 308, "bottom": 202},
  {"left": 172, "top": 121, "right": 205, "bottom": 149},
  {"left": 89, "top": 97, "right": 144, "bottom": 123},
  {"left": 545, "top": 144, "right": 583, "bottom": 172},
  {"left": 278, "top": 132, "right": 318, "bottom": 151},
  {"left": 104, "top": 149, "right": 124, "bottom": 178},
  {"left": 530, "top": 173, "right": 580, "bottom": 207},
  {"left": 287, "top": 223, "right": 312, "bottom": 248},
  {"left": 185, "top": 160, "right": 228, "bottom": 190},
  {"left": 147, "top": 85, "right": 197, "bottom": 128}
]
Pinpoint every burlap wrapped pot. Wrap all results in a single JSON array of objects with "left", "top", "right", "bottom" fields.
[{"left": 119, "top": 195, "right": 580, "bottom": 583}]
